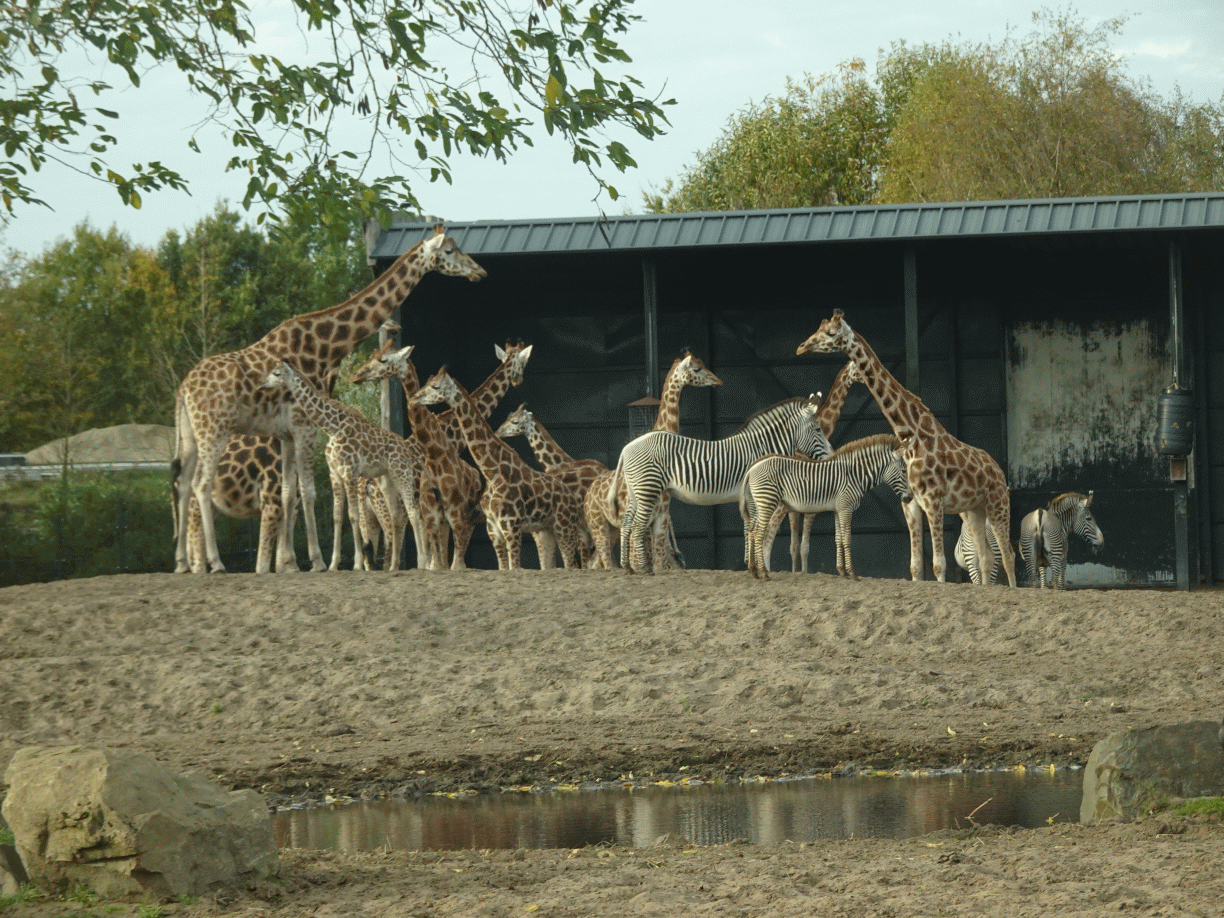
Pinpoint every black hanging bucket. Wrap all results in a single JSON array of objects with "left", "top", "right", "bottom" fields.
[{"left": 1156, "top": 386, "right": 1194, "bottom": 456}]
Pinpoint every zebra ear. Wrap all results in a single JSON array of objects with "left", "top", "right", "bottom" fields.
[{"left": 1085, "top": 490, "right": 1094, "bottom": 506}]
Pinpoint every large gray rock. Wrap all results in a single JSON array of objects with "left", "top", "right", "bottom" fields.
[
  {"left": 2, "top": 746, "right": 278, "bottom": 899},
  {"left": 1080, "top": 720, "right": 1224, "bottom": 821}
]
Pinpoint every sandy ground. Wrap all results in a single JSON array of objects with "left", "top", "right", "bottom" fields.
[{"left": 2, "top": 569, "right": 1223, "bottom": 916}]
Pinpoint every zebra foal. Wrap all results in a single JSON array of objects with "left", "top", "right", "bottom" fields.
[
  {"left": 955, "top": 490, "right": 1103, "bottom": 587},
  {"left": 1020, "top": 491, "right": 1103, "bottom": 589},
  {"left": 740, "top": 434, "right": 912, "bottom": 580},
  {"left": 611, "top": 396, "right": 832, "bottom": 573}
]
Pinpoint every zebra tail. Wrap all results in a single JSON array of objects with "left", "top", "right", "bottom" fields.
[{"left": 606, "top": 451, "right": 625, "bottom": 521}]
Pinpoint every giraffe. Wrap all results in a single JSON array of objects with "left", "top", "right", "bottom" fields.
[
  {"left": 787, "top": 359, "right": 865, "bottom": 573},
  {"left": 261, "top": 361, "right": 431, "bottom": 570},
  {"left": 172, "top": 320, "right": 405, "bottom": 574},
  {"left": 797, "top": 309, "right": 1016, "bottom": 586},
  {"left": 349, "top": 340, "right": 485, "bottom": 570},
  {"left": 583, "top": 350, "right": 722, "bottom": 570},
  {"left": 173, "top": 224, "right": 485, "bottom": 573},
  {"left": 494, "top": 404, "right": 603, "bottom": 565},
  {"left": 407, "top": 368, "right": 583, "bottom": 570}
]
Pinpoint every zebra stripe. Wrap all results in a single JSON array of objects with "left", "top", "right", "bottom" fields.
[
  {"left": 612, "top": 397, "right": 831, "bottom": 573},
  {"left": 740, "top": 434, "right": 911, "bottom": 580}
]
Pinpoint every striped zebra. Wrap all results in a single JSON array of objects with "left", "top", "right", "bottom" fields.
[
  {"left": 611, "top": 396, "right": 832, "bottom": 573},
  {"left": 1020, "top": 491, "right": 1104, "bottom": 589},
  {"left": 952, "top": 517, "right": 1008, "bottom": 584},
  {"left": 740, "top": 434, "right": 912, "bottom": 580},
  {"left": 955, "top": 491, "right": 1103, "bottom": 587}
]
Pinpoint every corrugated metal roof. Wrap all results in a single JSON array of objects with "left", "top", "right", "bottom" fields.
[{"left": 373, "top": 193, "right": 1224, "bottom": 259}]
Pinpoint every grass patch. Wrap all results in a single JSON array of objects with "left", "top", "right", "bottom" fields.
[{"left": 1171, "top": 797, "right": 1224, "bottom": 817}]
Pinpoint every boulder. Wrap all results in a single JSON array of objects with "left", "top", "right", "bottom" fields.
[
  {"left": 1080, "top": 720, "right": 1224, "bottom": 821},
  {"left": 2, "top": 746, "right": 278, "bottom": 899}
]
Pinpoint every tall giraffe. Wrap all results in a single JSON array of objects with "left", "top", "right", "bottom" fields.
[
  {"left": 173, "top": 225, "right": 485, "bottom": 573},
  {"left": 349, "top": 341, "right": 484, "bottom": 570},
  {"left": 407, "top": 368, "right": 584, "bottom": 570},
  {"left": 261, "top": 362, "right": 430, "bottom": 570},
  {"left": 584, "top": 350, "right": 722, "bottom": 570},
  {"left": 175, "top": 320, "right": 404, "bottom": 574},
  {"left": 797, "top": 310, "right": 1016, "bottom": 586},
  {"left": 786, "top": 360, "right": 865, "bottom": 573}
]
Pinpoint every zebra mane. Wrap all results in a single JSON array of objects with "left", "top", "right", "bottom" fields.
[
  {"left": 1048, "top": 491, "right": 1088, "bottom": 511},
  {"left": 733, "top": 395, "right": 819, "bottom": 435},
  {"left": 829, "top": 432, "right": 900, "bottom": 459}
]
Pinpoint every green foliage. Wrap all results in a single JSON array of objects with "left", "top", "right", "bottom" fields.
[
  {"left": 649, "top": 8, "right": 1224, "bottom": 212},
  {"left": 1171, "top": 797, "right": 1224, "bottom": 817},
  {"left": 0, "top": 0, "right": 671, "bottom": 231}
]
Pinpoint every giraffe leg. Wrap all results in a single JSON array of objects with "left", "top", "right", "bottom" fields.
[
  {"left": 187, "top": 497, "right": 206, "bottom": 574},
  {"left": 255, "top": 500, "right": 280, "bottom": 575},
  {"left": 344, "top": 474, "right": 367, "bottom": 571},
  {"left": 903, "top": 498, "right": 925, "bottom": 581},
  {"left": 800, "top": 513, "right": 814, "bottom": 574},
  {"left": 533, "top": 531, "right": 557, "bottom": 569},
  {"left": 558, "top": 499, "right": 583, "bottom": 570},
  {"left": 291, "top": 436, "right": 327, "bottom": 573},
  {"left": 449, "top": 505, "right": 478, "bottom": 570},
  {"left": 583, "top": 481, "right": 613, "bottom": 570},
  {"left": 189, "top": 437, "right": 228, "bottom": 574},
  {"left": 329, "top": 466, "right": 348, "bottom": 571}
]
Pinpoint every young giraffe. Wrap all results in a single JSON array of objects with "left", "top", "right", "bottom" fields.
[
  {"left": 797, "top": 310, "right": 1016, "bottom": 586},
  {"left": 784, "top": 359, "right": 866, "bottom": 573},
  {"left": 349, "top": 341, "right": 484, "bottom": 570},
  {"left": 261, "top": 362, "right": 431, "bottom": 570},
  {"left": 407, "top": 368, "right": 584, "bottom": 570},
  {"left": 581, "top": 351, "right": 722, "bottom": 570},
  {"left": 173, "top": 224, "right": 485, "bottom": 574},
  {"left": 495, "top": 404, "right": 603, "bottom": 565}
]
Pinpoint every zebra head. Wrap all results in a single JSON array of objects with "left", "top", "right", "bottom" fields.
[
  {"left": 793, "top": 400, "right": 833, "bottom": 459},
  {"left": 886, "top": 445, "right": 914, "bottom": 503},
  {"left": 796, "top": 309, "right": 854, "bottom": 356},
  {"left": 1074, "top": 491, "right": 1105, "bottom": 550}
]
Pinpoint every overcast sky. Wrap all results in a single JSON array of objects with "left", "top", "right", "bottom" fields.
[{"left": 8, "top": 1, "right": 1224, "bottom": 257}]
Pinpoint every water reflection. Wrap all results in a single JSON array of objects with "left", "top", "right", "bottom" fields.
[{"left": 272, "top": 769, "right": 1082, "bottom": 852}]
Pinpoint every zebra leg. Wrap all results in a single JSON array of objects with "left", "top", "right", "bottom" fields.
[
  {"left": 800, "top": 514, "right": 814, "bottom": 574},
  {"left": 788, "top": 511, "right": 802, "bottom": 573},
  {"left": 964, "top": 510, "right": 993, "bottom": 589},
  {"left": 758, "top": 504, "right": 787, "bottom": 580},
  {"left": 835, "top": 505, "right": 857, "bottom": 580}
]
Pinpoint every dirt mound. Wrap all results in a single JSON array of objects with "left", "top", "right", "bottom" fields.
[{"left": 24, "top": 424, "right": 175, "bottom": 465}]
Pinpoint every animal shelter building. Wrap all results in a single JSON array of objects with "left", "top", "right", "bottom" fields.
[{"left": 372, "top": 192, "right": 1224, "bottom": 589}]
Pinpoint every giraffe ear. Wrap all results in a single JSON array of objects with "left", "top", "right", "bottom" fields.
[
  {"left": 398, "top": 345, "right": 415, "bottom": 360},
  {"left": 520, "top": 344, "right": 533, "bottom": 362},
  {"left": 432, "top": 224, "right": 446, "bottom": 236},
  {"left": 495, "top": 344, "right": 507, "bottom": 361}
]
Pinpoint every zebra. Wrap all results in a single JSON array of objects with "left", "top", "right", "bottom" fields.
[
  {"left": 740, "top": 434, "right": 912, "bottom": 580},
  {"left": 955, "top": 491, "right": 1103, "bottom": 587},
  {"left": 610, "top": 395, "right": 832, "bottom": 573},
  {"left": 1019, "top": 491, "right": 1104, "bottom": 589}
]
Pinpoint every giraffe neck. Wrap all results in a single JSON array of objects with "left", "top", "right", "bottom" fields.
[
  {"left": 283, "top": 372, "right": 348, "bottom": 436},
  {"left": 653, "top": 362, "right": 690, "bottom": 433},
  {"left": 253, "top": 238, "right": 432, "bottom": 387},
  {"left": 524, "top": 418, "right": 575, "bottom": 470},
  {"left": 445, "top": 378, "right": 526, "bottom": 480},
  {"left": 816, "top": 362, "right": 856, "bottom": 437},
  {"left": 398, "top": 360, "right": 455, "bottom": 460},
  {"left": 846, "top": 332, "right": 936, "bottom": 443}
]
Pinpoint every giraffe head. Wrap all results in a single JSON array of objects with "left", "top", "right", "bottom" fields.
[
  {"left": 261, "top": 361, "right": 300, "bottom": 391},
  {"left": 494, "top": 341, "right": 534, "bottom": 387},
  {"left": 348, "top": 341, "right": 416, "bottom": 385},
  {"left": 672, "top": 350, "right": 722, "bottom": 389},
  {"left": 796, "top": 309, "right": 853, "bottom": 356},
  {"left": 421, "top": 224, "right": 488, "bottom": 282},
  {"left": 495, "top": 404, "right": 534, "bottom": 439},
  {"left": 407, "top": 366, "right": 461, "bottom": 409}
]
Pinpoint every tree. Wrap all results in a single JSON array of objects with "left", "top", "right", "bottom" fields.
[
  {"left": 0, "top": 0, "right": 672, "bottom": 233},
  {"left": 645, "top": 62, "right": 886, "bottom": 213},
  {"left": 648, "top": 9, "right": 1224, "bottom": 213}
]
